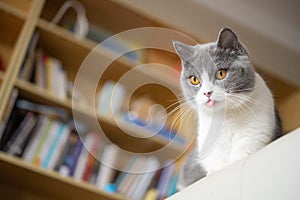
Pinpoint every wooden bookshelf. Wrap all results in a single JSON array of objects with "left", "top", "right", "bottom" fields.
[{"left": 0, "top": 0, "right": 299, "bottom": 200}]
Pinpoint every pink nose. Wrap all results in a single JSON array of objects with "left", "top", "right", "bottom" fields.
[{"left": 204, "top": 91, "right": 213, "bottom": 97}]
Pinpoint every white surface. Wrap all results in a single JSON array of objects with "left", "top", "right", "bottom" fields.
[{"left": 168, "top": 128, "right": 300, "bottom": 200}]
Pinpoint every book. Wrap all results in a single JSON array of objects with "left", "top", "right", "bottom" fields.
[
  {"left": 56, "top": 131, "right": 80, "bottom": 175},
  {"left": 119, "top": 156, "right": 147, "bottom": 195},
  {"left": 73, "top": 133, "right": 97, "bottom": 180},
  {"left": 97, "top": 81, "right": 114, "bottom": 116},
  {"left": 68, "top": 138, "right": 84, "bottom": 176},
  {"left": 97, "top": 81, "right": 126, "bottom": 117},
  {"left": 130, "top": 156, "right": 160, "bottom": 200},
  {"left": 95, "top": 144, "right": 118, "bottom": 189},
  {"left": 156, "top": 161, "right": 175, "bottom": 199},
  {"left": 115, "top": 156, "right": 139, "bottom": 189},
  {"left": 144, "top": 188, "right": 158, "bottom": 200},
  {"left": 42, "top": 123, "right": 70, "bottom": 169},
  {"left": 45, "top": 56, "right": 67, "bottom": 100},
  {"left": 22, "top": 116, "right": 50, "bottom": 162},
  {"left": 16, "top": 99, "right": 69, "bottom": 119},
  {"left": 19, "top": 32, "right": 39, "bottom": 80},
  {"left": 0, "top": 89, "right": 19, "bottom": 141},
  {"left": 4, "top": 112, "right": 37, "bottom": 156},
  {"left": 39, "top": 121, "right": 61, "bottom": 167},
  {"left": 0, "top": 107, "right": 27, "bottom": 150},
  {"left": 32, "top": 119, "right": 53, "bottom": 166},
  {"left": 34, "top": 49, "right": 47, "bottom": 88},
  {"left": 82, "top": 133, "right": 102, "bottom": 181}
]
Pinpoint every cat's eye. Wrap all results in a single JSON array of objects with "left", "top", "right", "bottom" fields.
[
  {"left": 189, "top": 76, "right": 200, "bottom": 85},
  {"left": 216, "top": 69, "right": 227, "bottom": 80}
]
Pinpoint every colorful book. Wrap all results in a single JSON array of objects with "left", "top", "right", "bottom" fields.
[
  {"left": 22, "top": 116, "right": 49, "bottom": 162},
  {"left": 57, "top": 131, "right": 80, "bottom": 175},
  {"left": 82, "top": 133, "right": 102, "bottom": 181},
  {"left": 32, "top": 119, "right": 53, "bottom": 166},
  {"left": 73, "top": 133, "right": 97, "bottom": 180},
  {"left": 68, "top": 139, "right": 84, "bottom": 176},
  {"left": 130, "top": 156, "right": 160, "bottom": 200},
  {"left": 144, "top": 188, "right": 158, "bottom": 200},
  {"left": 42, "top": 123, "right": 70, "bottom": 169},
  {"left": 120, "top": 156, "right": 147, "bottom": 195},
  {"left": 95, "top": 144, "right": 118, "bottom": 189},
  {"left": 156, "top": 161, "right": 175, "bottom": 199}
]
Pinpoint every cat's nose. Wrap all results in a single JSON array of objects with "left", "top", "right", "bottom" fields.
[{"left": 204, "top": 91, "right": 213, "bottom": 97}]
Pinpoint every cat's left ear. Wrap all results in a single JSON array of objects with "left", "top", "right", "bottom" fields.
[
  {"left": 217, "top": 27, "right": 247, "bottom": 54},
  {"left": 173, "top": 40, "right": 195, "bottom": 61}
]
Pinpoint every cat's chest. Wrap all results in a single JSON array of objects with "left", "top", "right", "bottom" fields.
[{"left": 197, "top": 116, "right": 248, "bottom": 173}]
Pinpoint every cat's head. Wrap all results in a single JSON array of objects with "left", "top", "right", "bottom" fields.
[{"left": 173, "top": 27, "right": 256, "bottom": 112}]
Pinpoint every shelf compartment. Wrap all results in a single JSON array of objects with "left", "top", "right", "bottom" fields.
[
  {"left": 0, "top": 152, "right": 126, "bottom": 200},
  {"left": 0, "top": 9, "right": 24, "bottom": 72}
]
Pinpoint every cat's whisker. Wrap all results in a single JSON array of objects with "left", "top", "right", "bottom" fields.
[
  {"left": 163, "top": 102, "right": 190, "bottom": 120},
  {"left": 228, "top": 93, "right": 272, "bottom": 109},
  {"left": 228, "top": 95, "right": 259, "bottom": 120},
  {"left": 168, "top": 105, "right": 192, "bottom": 136}
]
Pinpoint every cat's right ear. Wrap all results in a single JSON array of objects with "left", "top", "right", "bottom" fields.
[{"left": 173, "top": 40, "right": 194, "bottom": 62}]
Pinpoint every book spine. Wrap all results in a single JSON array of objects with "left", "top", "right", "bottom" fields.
[
  {"left": 22, "top": 116, "right": 49, "bottom": 162},
  {"left": 3, "top": 112, "right": 33, "bottom": 152},
  {"left": 6, "top": 113, "right": 37, "bottom": 156},
  {"left": 69, "top": 140, "right": 83, "bottom": 176},
  {"left": 32, "top": 119, "right": 53, "bottom": 166},
  {"left": 82, "top": 133, "right": 102, "bottom": 181},
  {"left": 73, "top": 133, "right": 95, "bottom": 180},
  {"left": 95, "top": 144, "right": 118, "bottom": 189},
  {"left": 39, "top": 121, "right": 60, "bottom": 168},
  {"left": 42, "top": 123, "right": 68, "bottom": 169},
  {"left": 0, "top": 89, "right": 19, "bottom": 141}
]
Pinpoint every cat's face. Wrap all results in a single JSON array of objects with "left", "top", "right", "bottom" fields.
[{"left": 174, "top": 28, "right": 256, "bottom": 112}]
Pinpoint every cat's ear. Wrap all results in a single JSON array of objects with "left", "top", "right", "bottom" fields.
[
  {"left": 173, "top": 40, "right": 194, "bottom": 61},
  {"left": 217, "top": 27, "right": 245, "bottom": 53}
]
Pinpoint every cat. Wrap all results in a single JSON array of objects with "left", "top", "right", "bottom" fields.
[{"left": 173, "top": 27, "right": 282, "bottom": 190}]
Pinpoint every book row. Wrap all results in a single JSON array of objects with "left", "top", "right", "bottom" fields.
[{"left": 0, "top": 91, "right": 180, "bottom": 200}]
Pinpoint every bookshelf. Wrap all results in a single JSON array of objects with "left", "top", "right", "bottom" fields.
[
  {"left": 0, "top": 0, "right": 299, "bottom": 200},
  {"left": 0, "top": 1, "right": 188, "bottom": 200}
]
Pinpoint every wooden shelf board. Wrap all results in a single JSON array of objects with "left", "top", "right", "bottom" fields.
[{"left": 0, "top": 152, "right": 126, "bottom": 200}]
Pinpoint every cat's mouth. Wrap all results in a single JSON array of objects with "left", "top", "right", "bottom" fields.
[{"left": 206, "top": 99, "right": 215, "bottom": 107}]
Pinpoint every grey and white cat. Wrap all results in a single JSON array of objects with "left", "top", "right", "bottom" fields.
[{"left": 173, "top": 28, "right": 282, "bottom": 190}]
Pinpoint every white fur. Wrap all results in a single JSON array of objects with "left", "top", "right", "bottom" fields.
[{"left": 196, "top": 73, "right": 275, "bottom": 175}]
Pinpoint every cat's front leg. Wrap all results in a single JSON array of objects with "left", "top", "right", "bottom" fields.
[{"left": 228, "top": 136, "right": 267, "bottom": 164}]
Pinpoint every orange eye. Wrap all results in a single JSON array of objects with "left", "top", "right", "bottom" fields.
[
  {"left": 189, "top": 76, "right": 200, "bottom": 85},
  {"left": 216, "top": 69, "right": 227, "bottom": 80}
]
